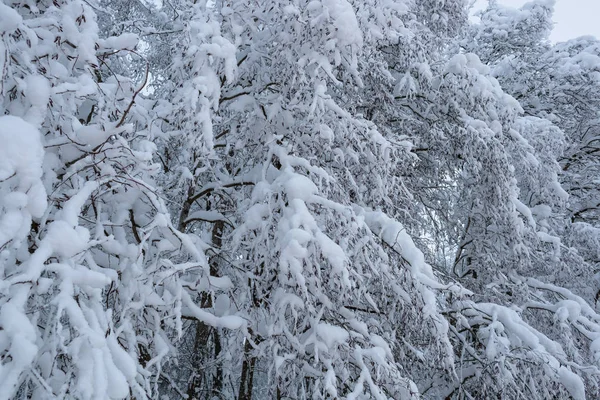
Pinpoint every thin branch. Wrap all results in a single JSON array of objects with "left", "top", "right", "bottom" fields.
[{"left": 116, "top": 50, "right": 150, "bottom": 128}]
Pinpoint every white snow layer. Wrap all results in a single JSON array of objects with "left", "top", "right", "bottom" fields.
[{"left": 0, "top": 116, "right": 47, "bottom": 246}]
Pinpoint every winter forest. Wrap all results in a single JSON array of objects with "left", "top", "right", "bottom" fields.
[{"left": 6, "top": 0, "right": 600, "bottom": 398}]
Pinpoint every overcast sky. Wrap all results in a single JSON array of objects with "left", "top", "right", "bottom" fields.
[{"left": 472, "top": 0, "right": 600, "bottom": 42}]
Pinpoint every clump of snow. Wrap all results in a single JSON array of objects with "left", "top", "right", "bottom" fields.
[
  {"left": 107, "top": 334, "right": 137, "bottom": 381},
  {"left": 244, "top": 203, "right": 270, "bottom": 230},
  {"left": 474, "top": 303, "right": 565, "bottom": 356},
  {"left": 181, "top": 290, "right": 246, "bottom": 330},
  {"left": 512, "top": 197, "right": 536, "bottom": 228},
  {"left": 0, "top": 3, "right": 22, "bottom": 32},
  {"left": 23, "top": 75, "right": 50, "bottom": 127},
  {"left": 445, "top": 54, "right": 468, "bottom": 75},
  {"left": 537, "top": 231, "right": 561, "bottom": 259},
  {"left": 558, "top": 366, "right": 586, "bottom": 400},
  {"left": 279, "top": 170, "right": 318, "bottom": 201},
  {"left": 0, "top": 116, "right": 47, "bottom": 249},
  {"left": 555, "top": 300, "right": 581, "bottom": 323},
  {"left": 0, "top": 116, "right": 46, "bottom": 202},
  {"left": 316, "top": 231, "right": 351, "bottom": 287},
  {"left": 322, "top": 0, "right": 363, "bottom": 48},
  {"left": 363, "top": 210, "right": 433, "bottom": 281},
  {"left": 0, "top": 301, "right": 38, "bottom": 398},
  {"left": 316, "top": 323, "right": 349, "bottom": 349},
  {"left": 99, "top": 33, "right": 139, "bottom": 51}
]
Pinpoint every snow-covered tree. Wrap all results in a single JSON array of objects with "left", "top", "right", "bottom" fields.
[
  {"left": 0, "top": 1, "right": 242, "bottom": 398},
  {"left": 4, "top": 0, "right": 600, "bottom": 398}
]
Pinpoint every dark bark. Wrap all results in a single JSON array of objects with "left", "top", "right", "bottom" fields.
[{"left": 237, "top": 337, "right": 254, "bottom": 400}]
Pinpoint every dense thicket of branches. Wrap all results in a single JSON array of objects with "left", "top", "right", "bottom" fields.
[{"left": 2, "top": 0, "right": 600, "bottom": 398}]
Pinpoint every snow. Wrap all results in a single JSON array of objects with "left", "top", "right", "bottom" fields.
[
  {"left": 181, "top": 290, "right": 246, "bottom": 330},
  {"left": 558, "top": 366, "right": 586, "bottom": 400},
  {"left": 555, "top": 300, "right": 582, "bottom": 323},
  {"left": 315, "top": 323, "right": 349, "bottom": 349},
  {"left": 244, "top": 203, "right": 270, "bottom": 230},
  {"left": 185, "top": 210, "right": 227, "bottom": 224},
  {"left": 0, "top": 116, "right": 46, "bottom": 199},
  {"left": 363, "top": 210, "right": 435, "bottom": 283},
  {"left": 512, "top": 197, "right": 536, "bottom": 228},
  {"left": 213, "top": 293, "right": 231, "bottom": 317},
  {"left": 0, "top": 301, "right": 38, "bottom": 400},
  {"left": 474, "top": 303, "right": 566, "bottom": 357},
  {"left": 99, "top": 33, "right": 139, "bottom": 51},
  {"left": 446, "top": 54, "right": 468, "bottom": 75},
  {"left": 527, "top": 278, "right": 598, "bottom": 318},
  {"left": 60, "top": 181, "right": 99, "bottom": 227},
  {"left": 23, "top": 75, "right": 50, "bottom": 127},
  {"left": 316, "top": 231, "right": 350, "bottom": 287},
  {"left": 104, "top": 352, "right": 130, "bottom": 399},
  {"left": 72, "top": 124, "right": 114, "bottom": 148},
  {"left": 5, "top": 0, "right": 600, "bottom": 397},
  {"left": 0, "top": 116, "right": 47, "bottom": 251},
  {"left": 322, "top": 0, "right": 363, "bottom": 48},
  {"left": 280, "top": 170, "right": 318, "bottom": 201},
  {"left": 537, "top": 231, "right": 561, "bottom": 258},
  {"left": 319, "top": 123, "right": 335, "bottom": 141},
  {"left": 532, "top": 204, "right": 552, "bottom": 220},
  {"left": 0, "top": 3, "right": 22, "bottom": 32},
  {"left": 46, "top": 262, "right": 111, "bottom": 289},
  {"left": 45, "top": 221, "right": 91, "bottom": 258}
]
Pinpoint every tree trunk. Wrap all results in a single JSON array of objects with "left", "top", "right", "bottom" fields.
[{"left": 237, "top": 338, "right": 254, "bottom": 400}]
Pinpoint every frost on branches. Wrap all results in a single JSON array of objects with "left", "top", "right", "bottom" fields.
[{"left": 1, "top": 0, "right": 600, "bottom": 399}]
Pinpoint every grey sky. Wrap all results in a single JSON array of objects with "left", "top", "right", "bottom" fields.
[{"left": 472, "top": 0, "right": 600, "bottom": 42}]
